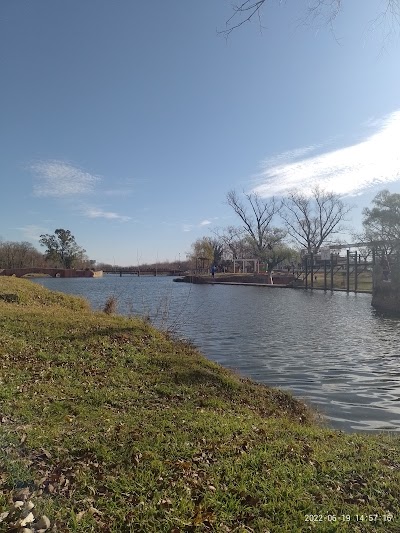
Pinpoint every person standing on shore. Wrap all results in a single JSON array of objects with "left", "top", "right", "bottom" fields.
[{"left": 211, "top": 265, "right": 216, "bottom": 278}]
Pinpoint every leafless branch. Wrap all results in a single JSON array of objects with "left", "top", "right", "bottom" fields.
[
  {"left": 221, "top": 0, "right": 400, "bottom": 41},
  {"left": 226, "top": 189, "right": 281, "bottom": 258},
  {"left": 219, "top": 0, "right": 266, "bottom": 36},
  {"left": 280, "top": 186, "right": 353, "bottom": 253}
]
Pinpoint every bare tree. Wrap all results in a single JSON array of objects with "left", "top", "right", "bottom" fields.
[
  {"left": 0, "top": 241, "right": 45, "bottom": 269},
  {"left": 280, "top": 185, "right": 352, "bottom": 253},
  {"left": 226, "top": 190, "right": 284, "bottom": 260},
  {"left": 221, "top": 0, "right": 400, "bottom": 36},
  {"left": 212, "top": 226, "right": 249, "bottom": 260}
]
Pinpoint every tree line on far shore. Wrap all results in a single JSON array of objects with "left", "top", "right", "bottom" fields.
[
  {"left": 188, "top": 187, "right": 400, "bottom": 273},
  {"left": 1, "top": 188, "right": 400, "bottom": 272},
  {"left": 0, "top": 229, "right": 94, "bottom": 270}
]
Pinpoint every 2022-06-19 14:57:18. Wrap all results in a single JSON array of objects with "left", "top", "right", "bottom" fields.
[{"left": 304, "top": 512, "right": 395, "bottom": 523}]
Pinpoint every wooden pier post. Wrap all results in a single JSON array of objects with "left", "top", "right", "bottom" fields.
[
  {"left": 310, "top": 253, "right": 314, "bottom": 289},
  {"left": 354, "top": 251, "right": 358, "bottom": 292},
  {"left": 305, "top": 257, "right": 308, "bottom": 290},
  {"left": 372, "top": 248, "right": 376, "bottom": 291},
  {"left": 346, "top": 250, "right": 350, "bottom": 292}
]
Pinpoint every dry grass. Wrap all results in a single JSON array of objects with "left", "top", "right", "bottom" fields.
[{"left": 103, "top": 295, "right": 118, "bottom": 314}]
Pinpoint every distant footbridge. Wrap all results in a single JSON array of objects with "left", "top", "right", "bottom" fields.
[{"left": 103, "top": 269, "right": 184, "bottom": 277}]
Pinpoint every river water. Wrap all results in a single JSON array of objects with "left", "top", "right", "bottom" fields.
[{"left": 31, "top": 275, "right": 400, "bottom": 434}]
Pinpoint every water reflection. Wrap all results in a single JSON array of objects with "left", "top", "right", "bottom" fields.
[{"left": 32, "top": 276, "right": 400, "bottom": 433}]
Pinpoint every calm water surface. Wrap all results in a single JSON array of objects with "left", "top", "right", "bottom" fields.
[{"left": 32, "top": 275, "right": 400, "bottom": 433}]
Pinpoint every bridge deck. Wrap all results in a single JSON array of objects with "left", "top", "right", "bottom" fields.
[{"left": 103, "top": 269, "right": 184, "bottom": 276}]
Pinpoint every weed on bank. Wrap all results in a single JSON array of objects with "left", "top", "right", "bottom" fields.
[{"left": 0, "top": 277, "right": 399, "bottom": 532}]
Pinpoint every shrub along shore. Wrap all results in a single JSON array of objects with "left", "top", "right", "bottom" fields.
[{"left": 0, "top": 277, "right": 399, "bottom": 532}]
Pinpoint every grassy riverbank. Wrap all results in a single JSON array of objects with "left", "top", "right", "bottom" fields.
[{"left": 0, "top": 278, "right": 399, "bottom": 532}]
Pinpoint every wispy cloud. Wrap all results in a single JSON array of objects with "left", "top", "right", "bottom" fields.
[
  {"left": 16, "top": 224, "right": 47, "bottom": 241},
  {"left": 31, "top": 160, "right": 100, "bottom": 198},
  {"left": 182, "top": 218, "right": 216, "bottom": 232},
  {"left": 102, "top": 188, "right": 133, "bottom": 197},
  {"left": 253, "top": 109, "right": 400, "bottom": 197},
  {"left": 100, "top": 176, "right": 148, "bottom": 197},
  {"left": 84, "top": 206, "right": 131, "bottom": 222}
]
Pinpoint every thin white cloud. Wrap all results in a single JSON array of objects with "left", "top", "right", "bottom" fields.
[
  {"left": 261, "top": 144, "right": 323, "bottom": 169},
  {"left": 16, "top": 224, "right": 47, "bottom": 241},
  {"left": 100, "top": 177, "right": 144, "bottom": 197},
  {"left": 84, "top": 207, "right": 131, "bottom": 222},
  {"left": 102, "top": 188, "right": 134, "bottom": 197},
  {"left": 253, "top": 109, "right": 400, "bottom": 197},
  {"left": 182, "top": 218, "right": 215, "bottom": 232},
  {"left": 31, "top": 160, "right": 100, "bottom": 197}
]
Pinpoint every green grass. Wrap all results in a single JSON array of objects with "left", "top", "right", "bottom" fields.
[{"left": 0, "top": 277, "right": 399, "bottom": 532}]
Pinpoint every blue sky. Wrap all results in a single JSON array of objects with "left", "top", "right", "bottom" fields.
[{"left": 1, "top": 0, "right": 400, "bottom": 265}]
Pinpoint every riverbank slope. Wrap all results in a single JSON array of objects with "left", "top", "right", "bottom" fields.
[
  {"left": 175, "top": 273, "right": 296, "bottom": 286},
  {"left": 0, "top": 277, "right": 399, "bottom": 531}
]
